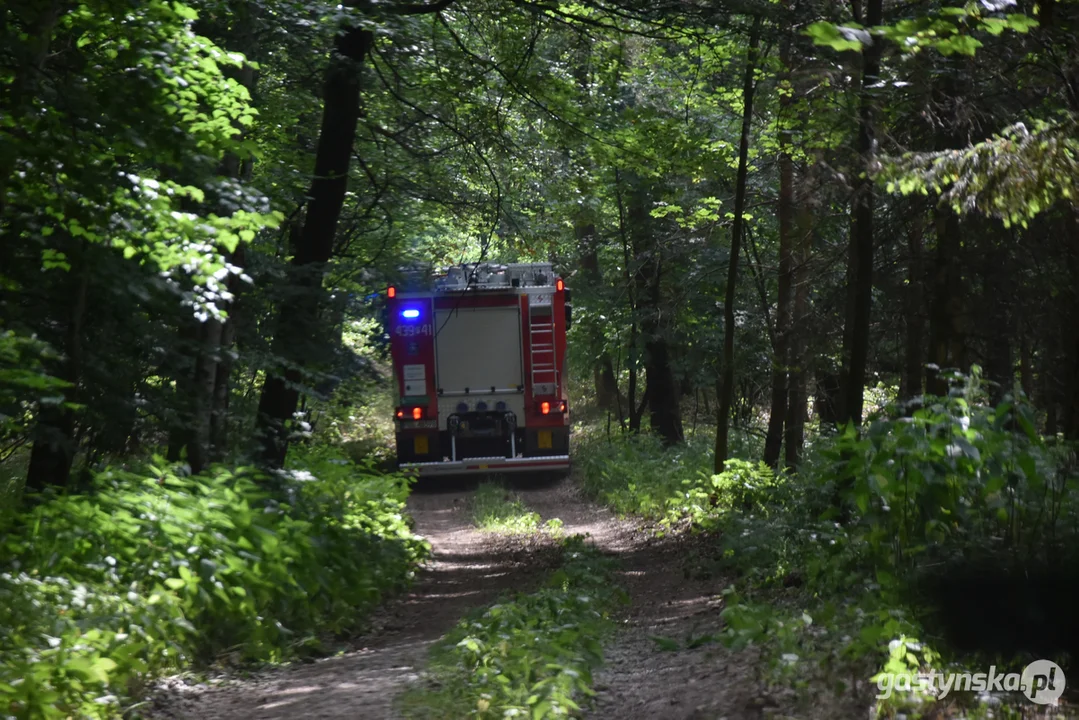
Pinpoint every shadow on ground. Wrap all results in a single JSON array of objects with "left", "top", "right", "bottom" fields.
[{"left": 149, "top": 473, "right": 865, "bottom": 720}]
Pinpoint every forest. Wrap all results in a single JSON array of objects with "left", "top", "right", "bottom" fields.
[{"left": 2, "top": 0, "right": 1079, "bottom": 717}]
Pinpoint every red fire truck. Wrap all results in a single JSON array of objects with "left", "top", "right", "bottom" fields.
[{"left": 385, "top": 262, "right": 572, "bottom": 477}]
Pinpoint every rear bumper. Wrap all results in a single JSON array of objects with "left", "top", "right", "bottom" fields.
[{"left": 399, "top": 454, "right": 570, "bottom": 477}]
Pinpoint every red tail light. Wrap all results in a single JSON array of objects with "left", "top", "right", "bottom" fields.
[
  {"left": 387, "top": 285, "right": 396, "bottom": 299},
  {"left": 396, "top": 406, "right": 426, "bottom": 420},
  {"left": 556, "top": 278, "right": 564, "bottom": 292},
  {"left": 536, "top": 400, "right": 567, "bottom": 415}
]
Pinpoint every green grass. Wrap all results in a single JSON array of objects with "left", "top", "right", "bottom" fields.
[
  {"left": 469, "top": 481, "right": 544, "bottom": 534},
  {"left": 399, "top": 536, "right": 624, "bottom": 719}
]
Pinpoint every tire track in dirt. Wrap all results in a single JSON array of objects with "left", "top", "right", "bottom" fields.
[
  {"left": 150, "top": 474, "right": 639, "bottom": 719},
  {"left": 151, "top": 473, "right": 862, "bottom": 720}
]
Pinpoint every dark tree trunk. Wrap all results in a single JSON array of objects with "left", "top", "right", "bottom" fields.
[
  {"left": 927, "top": 208, "right": 966, "bottom": 397},
  {"left": 1063, "top": 207, "right": 1079, "bottom": 440},
  {"left": 166, "top": 319, "right": 198, "bottom": 462},
  {"left": 188, "top": 319, "right": 223, "bottom": 474},
  {"left": 210, "top": 246, "right": 245, "bottom": 462},
  {"left": 626, "top": 326, "right": 644, "bottom": 433},
  {"left": 209, "top": 316, "right": 235, "bottom": 461},
  {"left": 0, "top": 1, "right": 62, "bottom": 218},
  {"left": 838, "top": 0, "right": 882, "bottom": 427},
  {"left": 982, "top": 226, "right": 1013, "bottom": 405},
  {"left": 764, "top": 39, "right": 794, "bottom": 469},
  {"left": 622, "top": 169, "right": 681, "bottom": 444},
  {"left": 614, "top": 170, "right": 642, "bottom": 433},
  {"left": 1019, "top": 321, "right": 1034, "bottom": 401},
  {"left": 1041, "top": 331, "right": 1060, "bottom": 436},
  {"left": 901, "top": 208, "right": 926, "bottom": 401},
  {"left": 785, "top": 166, "right": 814, "bottom": 469},
  {"left": 644, "top": 262, "right": 683, "bottom": 446},
  {"left": 715, "top": 17, "right": 761, "bottom": 473},
  {"left": 25, "top": 254, "right": 89, "bottom": 492},
  {"left": 814, "top": 371, "right": 843, "bottom": 426},
  {"left": 256, "top": 26, "right": 373, "bottom": 467}
]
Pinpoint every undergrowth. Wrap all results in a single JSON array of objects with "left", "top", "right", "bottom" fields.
[
  {"left": 469, "top": 482, "right": 564, "bottom": 537},
  {"left": 470, "top": 481, "right": 543, "bottom": 534},
  {"left": 400, "top": 535, "right": 624, "bottom": 719},
  {"left": 577, "top": 370, "right": 1079, "bottom": 717},
  {"left": 0, "top": 445, "right": 428, "bottom": 719}
]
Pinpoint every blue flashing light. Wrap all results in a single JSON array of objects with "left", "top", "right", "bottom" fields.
[{"left": 401, "top": 309, "right": 420, "bottom": 319}]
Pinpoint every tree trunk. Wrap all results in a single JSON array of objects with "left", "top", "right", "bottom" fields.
[
  {"left": 785, "top": 166, "right": 814, "bottom": 469},
  {"left": 25, "top": 252, "right": 89, "bottom": 492},
  {"left": 209, "top": 314, "right": 235, "bottom": 461},
  {"left": 644, "top": 261, "right": 683, "bottom": 446},
  {"left": 1019, "top": 321, "right": 1034, "bottom": 401},
  {"left": 614, "top": 170, "right": 642, "bottom": 433},
  {"left": 900, "top": 207, "right": 926, "bottom": 401},
  {"left": 763, "top": 37, "right": 794, "bottom": 469},
  {"left": 982, "top": 226, "right": 1013, "bottom": 405},
  {"left": 1041, "top": 330, "right": 1060, "bottom": 436},
  {"left": 256, "top": 26, "right": 373, "bottom": 467},
  {"left": 179, "top": 10, "right": 259, "bottom": 470},
  {"left": 838, "top": 0, "right": 883, "bottom": 427},
  {"left": 0, "top": 1, "right": 63, "bottom": 218},
  {"left": 1063, "top": 206, "right": 1079, "bottom": 440},
  {"left": 927, "top": 207, "right": 966, "bottom": 396},
  {"left": 715, "top": 17, "right": 761, "bottom": 473},
  {"left": 188, "top": 319, "right": 223, "bottom": 474}
]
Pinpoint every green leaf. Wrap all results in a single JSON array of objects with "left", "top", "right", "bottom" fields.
[
  {"left": 650, "top": 635, "right": 680, "bottom": 651},
  {"left": 805, "top": 21, "right": 865, "bottom": 52}
]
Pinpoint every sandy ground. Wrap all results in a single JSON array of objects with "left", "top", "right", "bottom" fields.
[{"left": 148, "top": 473, "right": 872, "bottom": 720}]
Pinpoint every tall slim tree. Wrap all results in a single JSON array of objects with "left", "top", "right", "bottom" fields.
[
  {"left": 763, "top": 35, "right": 795, "bottom": 470},
  {"left": 256, "top": 22, "right": 374, "bottom": 466},
  {"left": 838, "top": 0, "right": 882, "bottom": 427},
  {"left": 715, "top": 16, "right": 761, "bottom": 473}
]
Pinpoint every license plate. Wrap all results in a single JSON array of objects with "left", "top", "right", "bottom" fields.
[
  {"left": 538, "top": 431, "right": 552, "bottom": 449},
  {"left": 414, "top": 435, "right": 429, "bottom": 454}
]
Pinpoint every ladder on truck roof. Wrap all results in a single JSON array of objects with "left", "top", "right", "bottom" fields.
[
  {"left": 434, "top": 262, "right": 556, "bottom": 291},
  {"left": 530, "top": 319, "right": 557, "bottom": 395}
]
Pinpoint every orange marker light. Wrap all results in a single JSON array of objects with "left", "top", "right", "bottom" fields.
[
  {"left": 556, "top": 278, "right": 564, "bottom": 292},
  {"left": 412, "top": 407, "right": 423, "bottom": 420},
  {"left": 387, "top": 285, "right": 396, "bottom": 299},
  {"left": 559, "top": 400, "right": 567, "bottom": 413},
  {"left": 395, "top": 409, "right": 405, "bottom": 419},
  {"left": 540, "top": 401, "right": 550, "bottom": 415}
]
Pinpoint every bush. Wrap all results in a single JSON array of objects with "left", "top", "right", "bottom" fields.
[
  {"left": 576, "top": 430, "right": 778, "bottom": 529},
  {"left": 575, "top": 375, "right": 1079, "bottom": 716},
  {"left": 824, "top": 392, "right": 1076, "bottom": 575},
  {"left": 0, "top": 450, "right": 428, "bottom": 718}
]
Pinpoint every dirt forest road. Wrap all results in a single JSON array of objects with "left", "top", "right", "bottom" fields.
[{"left": 150, "top": 473, "right": 836, "bottom": 720}]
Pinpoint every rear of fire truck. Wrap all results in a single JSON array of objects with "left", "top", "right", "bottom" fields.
[{"left": 386, "top": 263, "right": 572, "bottom": 476}]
